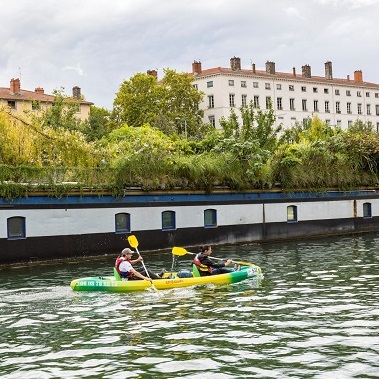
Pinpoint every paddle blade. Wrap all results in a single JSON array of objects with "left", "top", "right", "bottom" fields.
[
  {"left": 172, "top": 246, "right": 189, "bottom": 256},
  {"left": 128, "top": 235, "right": 139, "bottom": 249}
]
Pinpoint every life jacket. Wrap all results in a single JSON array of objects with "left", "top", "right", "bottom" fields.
[
  {"left": 115, "top": 256, "right": 123, "bottom": 275},
  {"left": 193, "top": 253, "right": 211, "bottom": 273},
  {"left": 117, "top": 257, "right": 134, "bottom": 279}
]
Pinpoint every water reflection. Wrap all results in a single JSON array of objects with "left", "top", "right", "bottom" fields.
[{"left": 0, "top": 234, "right": 379, "bottom": 378}]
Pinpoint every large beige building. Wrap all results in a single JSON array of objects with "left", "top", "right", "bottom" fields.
[
  {"left": 0, "top": 78, "right": 93, "bottom": 121},
  {"left": 190, "top": 57, "right": 379, "bottom": 130}
]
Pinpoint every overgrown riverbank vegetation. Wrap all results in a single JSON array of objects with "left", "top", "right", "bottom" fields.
[{"left": 1, "top": 70, "right": 379, "bottom": 199}]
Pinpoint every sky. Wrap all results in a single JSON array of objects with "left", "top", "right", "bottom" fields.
[{"left": 1, "top": 0, "right": 378, "bottom": 110}]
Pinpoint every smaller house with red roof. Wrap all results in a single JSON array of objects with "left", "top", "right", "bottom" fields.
[{"left": 0, "top": 78, "right": 93, "bottom": 121}]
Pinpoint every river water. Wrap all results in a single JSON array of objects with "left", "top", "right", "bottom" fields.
[{"left": 1, "top": 233, "right": 378, "bottom": 379}]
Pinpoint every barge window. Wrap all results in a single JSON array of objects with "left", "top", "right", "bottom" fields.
[
  {"left": 115, "top": 213, "right": 131, "bottom": 233},
  {"left": 287, "top": 205, "right": 298, "bottom": 222},
  {"left": 363, "top": 203, "right": 372, "bottom": 218},
  {"left": 204, "top": 209, "right": 217, "bottom": 228},
  {"left": 7, "top": 217, "right": 26, "bottom": 239},
  {"left": 162, "top": 211, "right": 176, "bottom": 230}
]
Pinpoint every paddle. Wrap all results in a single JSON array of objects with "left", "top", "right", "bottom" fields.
[
  {"left": 172, "top": 246, "right": 255, "bottom": 266},
  {"left": 127, "top": 235, "right": 158, "bottom": 292}
]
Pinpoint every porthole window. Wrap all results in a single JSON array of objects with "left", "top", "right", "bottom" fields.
[
  {"left": 115, "top": 213, "right": 131, "bottom": 233},
  {"left": 287, "top": 205, "right": 298, "bottom": 222},
  {"left": 7, "top": 216, "right": 26, "bottom": 239},
  {"left": 204, "top": 209, "right": 217, "bottom": 228},
  {"left": 363, "top": 203, "right": 372, "bottom": 218},
  {"left": 162, "top": 211, "right": 176, "bottom": 230}
]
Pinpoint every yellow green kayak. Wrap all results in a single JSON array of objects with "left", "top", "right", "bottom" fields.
[{"left": 70, "top": 263, "right": 263, "bottom": 292}]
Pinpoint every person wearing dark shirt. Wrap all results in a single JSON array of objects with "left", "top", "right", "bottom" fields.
[{"left": 192, "top": 245, "right": 233, "bottom": 276}]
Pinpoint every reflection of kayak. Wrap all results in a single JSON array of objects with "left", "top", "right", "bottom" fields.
[{"left": 70, "top": 263, "right": 264, "bottom": 292}]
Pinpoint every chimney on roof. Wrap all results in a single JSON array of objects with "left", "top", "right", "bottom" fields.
[
  {"left": 147, "top": 69, "right": 158, "bottom": 79},
  {"left": 192, "top": 61, "right": 202, "bottom": 75},
  {"left": 10, "top": 78, "right": 21, "bottom": 94},
  {"left": 265, "top": 61, "right": 275, "bottom": 75},
  {"left": 302, "top": 64, "right": 311, "bottom": 78},
  {"left": 347, "top": 75, "right": 350, "bottom": 81},
  {"left": 72, "top": 86, "right": 81, "bottom": 100},
  {"left": 35, "top": 87, "right": 44, "bottom": 94},
  {"left": 325, "top": 61, "right": 333, "bottom": 80},
  {"left": 354, "top": 70, "right": 363, "bottom": 83},
  {"left": 292, "top": 67, "right": 296, "bottom": 77},
  {"left": 252, "top": 63, "right": 256, "bottom": 74},
  {"left": 230, "top": 56, "right": 241, "bottom": 71}
]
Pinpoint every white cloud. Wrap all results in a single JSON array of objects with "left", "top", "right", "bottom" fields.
[
  {"left": 1, "top": 0, "right": 379, "bottom": 109},
  {"left": 62, "top": 64, "right": 84, "bottom": 76},
  {"left": 285, "top": 7, "right": 306, "bottom": 20}
]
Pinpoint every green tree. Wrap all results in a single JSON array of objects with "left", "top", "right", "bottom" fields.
[
  {"left": 112, "top": 69, "right": 204, "bottom": 137},
  {"left": 38, "top": 88, "right": 84, "bottom": 131},
  {"left": 83, "top": 106, "right": 112, "bottom": 141}
]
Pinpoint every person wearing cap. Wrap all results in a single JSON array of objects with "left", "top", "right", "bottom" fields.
[{"left": 116, "top": 248, "right": 161, "bottom": 280}]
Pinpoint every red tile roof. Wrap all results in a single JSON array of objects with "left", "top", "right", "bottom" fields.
[
  {"left": 0, "top": 87, "right": 93, "bottom": 104},
  {"left": 191, "top": 67, "right": 379, "bottom": 89}
]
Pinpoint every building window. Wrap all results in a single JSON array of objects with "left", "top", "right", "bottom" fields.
[
  {"left": 313, "top": 87, "right": 318, "bottom": 93},
  {"left": 32, "top": 100, "right": 41, "bottom": 110},
  {"left": 266, "top": 96, "right": 272, "bottom": 109},
  {"left": 313, "top": 100, "right": 319, "bottom": 112},
  {"left": 228, "top": 80, "right": 234, "bottom": 86},
  {"left": 347, "top": 102, "right": 351, "bottom": 114},
  {"left": 337, "top": 120, "right": 342, "bottom": 127},
  {"left": 375, "top": 93, "right": 379, "bottom": 98},
  {"left": 7, "top": 100, "right": 16, "bottom": 109},
  {"left": 241, "top": 94, "right": 247, "bottom": 107},
  {"left": 348, "top": 120, "right": 353, "bottom": 127},
  {"left": 277, "top": 97, "right": 282, "bottom": 110},
  {"left": 346, "top": 90, "right": 351, "bottom": 96},
  {"left": 366, "top": 92, "right": 370, "bottom": 97},
  {"left": 363, "top": 202, "right": 372, "bottom": 218},
  {"left": 74, "top": 104, "right": 81, "bottom": 114},
  {"left": 324, "top": 88, "right": 329, "bottom": 94},
  {"left": 162, "top": 211, "right": 176, "bottom": 230},
  {"left": 376, "top": 105, "right": 379, "bottom": 116},
  {"left": 326, "top": 119, "right": 330, "bottom": 125},
  {"left": 7, "top": 216, "right": 26, "bottom": 239},
  {"left": 357, "top": 103, "right": 362, "bottom": 115},
  {"left": 276, "top": 84, "right": 282, "bottom": 90},
  {"left": 265, "top": 83, "right": 271, "bottom": 90},
  {"left": 241, "top": 81, "right": 247, "bottom": 88},
  {"left": 325, "top": 101, "right": 330, "bottom": 113},
  {"left": 207, "top": 81, "right": 213, "bottom": 88},
  {"left": 229, "top": 94, "right": 235, "bottom": 107},
  {"left": 302, "top": 99, "right": 307, "bottom": 111},
  {"left": 367, "top": 104, "right": 371, "bottom": 115},
  {"left": 290, "top": 98, "right": 295, "bottom": 111},
  {"left": 204, "top": 209, "right": 217, "bottom": 228},
  {"left": 253, "top": 95, "right": 259, "bottom": 108},
  {"left": 289, "top": 85, "right": 294, "bottom": 91},
  {"left": 193, "top": 84, "right": 198, "bottom": 90},
  {"left": 253, "top": 82, "right": 259, "bottom": 88},
  {"left": 208, "top": 95, "right": 214, "bottom": 108},
  {"left": 377, "top": 122, "right": 379, "bottom": 132},
  {"left": 115, "top": 213, "right": 131, "bottom": 233},
  {"left": 357, "top": 91, "right": 362, "bottom": 97},
  {"left": 336, "top": 101, "right": 341, "bottom": 113},
  {"left": 287, "top": 205, "right": 298, "bottom": 222},
  {"left": 335, "top": 89, "right": 340, "bottom": 95},
  {"left": 208, "top": 115, "right": 215, "bottom": 128},
  {"left": 301, "top": 86, "right": 306, "bottom": 92}
]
